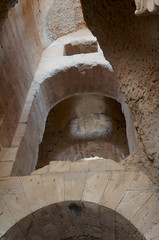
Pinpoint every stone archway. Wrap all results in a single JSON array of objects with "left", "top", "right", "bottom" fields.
[
  {"left": 8, "top": 31, "right": 136, "bottom": 176},
  {"left": 0, "top": 159, "right": 158, "bottom": 239},
  {"left": 36, "top": 93, "right": 129, "bottom": 169},
  {"left": 1, "top": 201, "right": 145, "bottom": 240}
]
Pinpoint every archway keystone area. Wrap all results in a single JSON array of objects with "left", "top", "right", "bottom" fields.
[{"left": 0, "top": 158, "right": 158, "bottom": 239}]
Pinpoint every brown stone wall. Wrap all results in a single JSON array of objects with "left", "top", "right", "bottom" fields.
[
  {"left": 46, "top": 0, "right": 85, "bottom": 45},
  {"left": 0, "top": 0, "right": 43, "bottom": 147},
  {"left": 80, "top": 0, "right": 159, "bottom": 183},
  {"left": 0, "top": 0, "right": 85, "bottom": 147}
]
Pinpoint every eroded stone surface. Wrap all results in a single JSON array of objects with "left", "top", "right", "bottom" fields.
[
  {"left": 134, "top": 0, "right": 159, "bottom": 15},
  {"left": 81, "top": 0, "right": 159, "bottom": 185},
  {"left": 0, "top": 2, "right": 158, "bottom": 239}
]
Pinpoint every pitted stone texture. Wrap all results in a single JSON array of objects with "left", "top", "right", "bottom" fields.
[
  {"left": 46, "top": 0, "right": 85, "bottom": 43},
  {"left": 81, "top": 0, "right": 159, "bottom": 186}
]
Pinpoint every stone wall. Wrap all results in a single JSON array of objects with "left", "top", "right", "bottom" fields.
[
  {"left": 0, "top": 30, "right": 135, "bottom": 176},
  {"left": 1, "top": 202, "right": 145, "bottom": 240},
  {"left": 80, "top": 0, "right": 159, "bottom": 184},
  {"left": 0, "top": 0, "right": 85, "bottom": 147},
  {"left": 0, "top": 158, "right": 157, "bottom": 239},
  {"left": 0, "top": 0, "right": 43, "bottom": 147}
]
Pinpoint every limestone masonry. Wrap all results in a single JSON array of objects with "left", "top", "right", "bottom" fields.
[{"left": 0, "top": 0, "right": 159, "bottom": 239}]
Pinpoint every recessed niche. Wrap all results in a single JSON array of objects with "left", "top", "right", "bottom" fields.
[
  {"left": 64, "top": 38, "right": 98, "bottom": 55},
  {"left": 36, "top": 94, "right": 129, "bottom": 169}
]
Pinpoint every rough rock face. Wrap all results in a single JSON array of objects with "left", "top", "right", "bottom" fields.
[
  {"left": 0, "top": 0, "right": 159, "bottom": 34},
  {"left": 46, "top": 0, "right": 85, "bottom": 43},
  {"left": 80, "top": 0, "right": 159, "bottom": 184},
  {"left": 134, "top": 0, "right": 159, "bottom": 15}
]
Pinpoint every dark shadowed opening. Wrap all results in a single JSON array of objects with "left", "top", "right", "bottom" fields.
[
  {"left": 1, "top": 201, "right": 145, "bottom": 240},
  {"left": 36, "top": 94, "right": 129, "bottom": 169}
]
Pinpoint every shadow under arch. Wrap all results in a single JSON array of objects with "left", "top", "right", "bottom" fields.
[
  {"left": 36, "top": 93, "right": 130, "bottom": 169},
  {"left": 1, "top": 201, "right": 145, "bottom": 240},
  {"left": 11, "top": 57, "right": 137, "bottom": 176}
]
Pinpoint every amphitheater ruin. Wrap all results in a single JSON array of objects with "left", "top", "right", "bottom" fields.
[{"left": 0, "top": 0, "right": 159, "bottom": 239}]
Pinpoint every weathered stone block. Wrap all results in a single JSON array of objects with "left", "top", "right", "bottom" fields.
[{"left": 82, "top": 172, "right": 110, "bottom": 203}]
